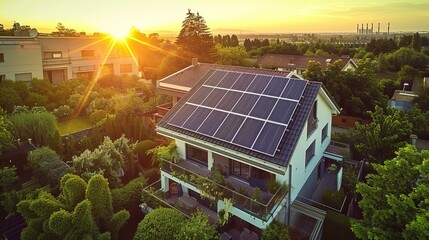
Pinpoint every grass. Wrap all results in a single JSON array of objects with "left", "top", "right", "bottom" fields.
[{"left": 58, "top": 115, "right": 92, "bottom": 136}]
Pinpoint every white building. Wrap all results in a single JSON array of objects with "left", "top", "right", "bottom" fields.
[
  {"left": 0, "top": 36, "right": 139, "bottom": 83},
  {"left": 150, "top": 62, "right": 342, "bottom": 238}
]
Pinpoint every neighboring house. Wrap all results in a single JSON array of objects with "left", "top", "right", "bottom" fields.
[
  {"left": 256, "top": 54, "right": 357, "bottom": 76},
  {"left": 0, "top": 36, "right": 44, "bottom": 82},
  {"left": 151, "top": 62, "right": 342, "bottom": 238},
  {"left": 388, "top": 90, "right": 418, "bottom": 110},
  {"left": 0, "top": 36, "right": 139, "bottom": 83}
]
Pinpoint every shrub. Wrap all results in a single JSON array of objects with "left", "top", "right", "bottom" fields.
[
  {"left": 322, "top": 210, "right": 356, "bottom": 240},
  {"left": 134, "top": 208, "right": 185, "bottom": 240},
  {"left": 133, "top": 140, "right": 157, "bottom": 169},
  {"left": 111, "top": 176, "right": 147, "bottom": 211},
  {"left": 89, "top": 109, "right": 107, "bottom": 125},
  {"left": 262, "top": 220, "right": 290, "bottom": 240},
  {"left": 53, "top": 105, "right": 73, "bottom": 120},
  {"left": 321, "top": 189, "right": 345, "bottom": 210}
]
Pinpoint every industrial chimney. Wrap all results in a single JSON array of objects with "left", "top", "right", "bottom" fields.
[
  {"left": 371, "top": 23, "right": 373, "bottom": 34},
  {"left": 361, "top": 23, "right": 363, "bottom": 34},
  {"left": 378, "top": 23, "right": 380, "bottom": 34},
  {"left": 357, "top": 24, "right": 359, "bottom": 34},
  {"left": 366, "top": 23, "right": 368, "bottom": 34},
  {"left": 388, "top": 22, "right": 390, "bottom": 34}
]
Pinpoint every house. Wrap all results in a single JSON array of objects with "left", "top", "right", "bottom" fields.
[
  {"left": 150, "top": 62, "right": 343, "bottom": 238},
  {"left": 0, "top": 35, "right": 139, "bottom": 83},
  {"left": 256, "top": 54, "right": 357, "bottom": 76},
  {"left": 388, "top": 90, "right": 418, "bottom": 110}
]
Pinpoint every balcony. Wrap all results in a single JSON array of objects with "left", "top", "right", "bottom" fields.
[
  {"left": 154, "top": 102, "right": 173, "bottom": 122},
  {"left": 42, "top": 58, "right": 71, "bottom": 66},
  {"left": 158, "top": 159, "right": 288, "bottom": 222}
]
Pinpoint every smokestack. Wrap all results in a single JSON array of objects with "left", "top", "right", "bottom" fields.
[
  {"left": 357, "top": 24, "right": 359, "bottom": 34},
  {"left": 361, "top": 23, "right": 363, "bottom": 34},
  {"left": 371, "top": 23, "right": 373, "bottom": 34},
  {"left": 388, "top": 22, "right": 390, "bottom": 34},
  {"left": 378, "top": 23, "right": 380, "bottom": 34},
  {"left": 366, "top": 23, "right": 368, "bottom": 34}
]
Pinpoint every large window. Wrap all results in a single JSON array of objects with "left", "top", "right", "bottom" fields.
[
  {"left": 44, "top": 52, "right": 62, "bottom": 59},
  {"left": 186, "top": 144, "right": 208, "bottom": 166},
  {"left": 15, "top": 73, "right": 32, "bottom": 82},
  {"left": 305, "top": 140, "right": 315, "bottom": 166},
  {"left": 321, "top": 123, "right": 328, "bottom": 142},
  {"left": 81, "top": 50, "right": 95, "bottom": 57},
  {"left": 251, "top": 167, "right": 272, "bottom": 181},
  {"left": 307, "top": 100, "right": 318, "bottom": 136},
  {"left": 0, "top": 53, "right": 4, "bottom": 62},
  {"left": 232, "top": 160, "right": 249, "bottom": 179},
  {"left": 120, "top": 64, "right": 132, "bottom": 73}
]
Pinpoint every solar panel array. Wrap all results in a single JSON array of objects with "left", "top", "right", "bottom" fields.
[{"left": 168, "top": 70, "right": 308, "bottom": 156}]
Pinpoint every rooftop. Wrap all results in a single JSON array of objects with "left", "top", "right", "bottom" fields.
[{"left": 256, "top": 54, "right": 354, "bottom": 70}]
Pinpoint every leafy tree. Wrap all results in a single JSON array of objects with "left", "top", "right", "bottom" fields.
[
  {"left": 215, "top": 45, "right": 250, "bottom": 66},
  {"left": 134, "top": 208, "right": 185, "bottom": 240},
  {"left": 262, "top": 220, "right": 291, "bottom": 240},
  {"left": 386, "top": 47, "right": 428, "bottom": 71},
  {"left": 353, "top": 106, "right": 413, "bottom": 164},
  {"left": 0, "top": 166, "right": 18, "bottom": 190},
  {"left": 134, "top": 140, "right": 157, "bottom": 169},
  {"left": 0, "top": 108, "right": 14, "bottom": 155},
  {"left": 86, "top": 174, "right": 113, "bottom": 231},
  {"left": 352, "top": 145, "right": 429, "bottom": 240},
  {"left": 243, "top": 38, "right": 252, "bottom": 51},
  {"left": 147, "top": 140, "right": 179, "bottom": 165},
  {"left": 230, "top": 34, "right": 239, "bottom": 47},
  {"left": 414, "top": 86, "right": 429, "bottom": 112},
  {"left": 111, "top": 176, "right": 147, "bottom": 211},
  {"left": 176, "top": 9, "right": 215, "bottom": 62},
  {"left": 175, "top": 212, "right": 218, "bottom": 240},
  {"left": 303, "top": 60, "right": 323, "bottom": 81},
  {"left": 27, "top": 147, "right": 72, "bottom": 186},
  {"left": 0, "top": 85, "right": 22, "bottom": 113},
  {"left": 398, "top": 65, "right": 420, "bottom": 83},
  {"left": 411, "top": 32, "right": 422, "bottom": 52}
]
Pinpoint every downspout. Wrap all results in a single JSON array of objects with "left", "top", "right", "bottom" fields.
[{"left": 287, "top": 164, "right": 292, "bottom": 225}]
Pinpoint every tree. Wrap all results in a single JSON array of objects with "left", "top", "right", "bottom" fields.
[
  {"left": 27, "top": 147, "right": 72, "bottom": 186},
  {"left": 262, "top": 220, "right": 291, "bottom": 240},
  {"left": 411, "top": 32, "right": 422, "bottom": 52},
  {"left": 0, "top": 166, "right": 18, "bottom": 191},
  {"left": 176, "top": 9, "right": 215, "bottom": 62},
  {"left": 303, "top": 60, "right": 323, "bottom": 81},
  {"left": 243, "top": 38, "right": 252, "bottom": 51},
  {"left": 230, "top": 34, "right": 239, "bottom": 47},
  {"left": 398, "top": 65, "right": 420, "bottom": 83},
  {"left": 134, "top": 208, "right": 185, "bottom": 240},
  {"left": 0, "top": 108, "right": 14, "bottom": 155},
  {"left": 414, "top": 86, "right": 429, "bottom": 111},
  {"left": 175, "top": 212, "right": 218, "bottom": 240},
  {"left": 353, "top": 106, "right": 412, "bottom": 163},
  {"left": 17, "top": 174, "right": 130, "bottom": 240},
  {"left": 352, "top": 145, "right": 429, "bottom": 240},
  {"left": 215, "top": 45, "right": 250, "bottom": 66}
]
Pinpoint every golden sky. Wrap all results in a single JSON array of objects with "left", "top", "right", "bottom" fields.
[{"left": 1, "top": 0, "right": 428, "bottom": 34}]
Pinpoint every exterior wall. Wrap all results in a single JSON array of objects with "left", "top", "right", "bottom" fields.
[
  {"left": 278, "top": 92, "right": 333, "bottom": 202},
  {"left": 332, "top": 115, "right": 370, "bottom": 129},
  {"left": 0, "top": 37, "right": 43, "bottom": 81},
  {"left": 38, "top": 37, "right": 139, "bottom": 82}
]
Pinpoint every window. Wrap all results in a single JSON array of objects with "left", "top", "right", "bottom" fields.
[
  {"left": 251, "top": 167, "right": 272, "bottom": 181},
  {"left": 321, "top": 124, "right": 328, "bottom": 142},
  {"left": 0, "top": 53, "right": 4, "bottom": 62},
  {"left": 186, "top": 144, "right": 208, "bottom": 166},
  {"left": 44, "top": 52, "right": 62, "bottom": 59},
  {"left": 120, "top": 64, "right": 132, "bottom": 73},
  {"left": 0, "top": 75, "right": 5, "bottom": 82},
  {"left": 307, "top": 100, "right": 318, "bottom": 136},
  {"left": 15, "top": 73, "right": 32, "bottom": 82},
  {"left": 341, "top": 118, "right": 347, "bottom": 123},
  {"left": 100, "top": 64, "right": 114, "bottom": 75},
  {"left": 305, "top": 141, "right": 316, "bottom": 166},
  {"left": 81, "top": 50, "right": 95, "bottom": 57},
  {"left": 232, "top": 160, "right": 249, "bottom": 179}
]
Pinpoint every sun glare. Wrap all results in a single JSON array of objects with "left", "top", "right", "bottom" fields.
[{"left": 110, "top": 28, "right": 129, "bottom": 40}]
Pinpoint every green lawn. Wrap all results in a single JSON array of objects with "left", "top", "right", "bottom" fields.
[{"left": 58, "top": 116, "right": 93, "bottom": 136}]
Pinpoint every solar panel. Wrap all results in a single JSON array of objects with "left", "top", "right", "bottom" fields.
[{"left": 167, "top": 69, "right": 308, "bottom": 156}]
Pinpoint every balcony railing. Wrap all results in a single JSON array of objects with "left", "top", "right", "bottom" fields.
[
  {"left": 42, "top": 58, "right": 71, "bottom": 66},
  {"left": 161, "top": 159, "right": 288, "bottom": 221}
]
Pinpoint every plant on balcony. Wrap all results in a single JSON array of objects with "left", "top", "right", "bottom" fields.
[
  {"left": 218, "top": 198, "right": 233, "bottom": 226},
  {"left": 195, "top": 176, "right": 223, "bottom": 204},
  {"left": 267, "top": 178, "right": 282, "bottom": 195},
  {"left": 147, "top": 140, "right": 179, "bottom": 166}
]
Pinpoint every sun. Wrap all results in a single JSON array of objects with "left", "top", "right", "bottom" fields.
[{"left": 109, "top": 28, "right": 129, "bottom": 40}]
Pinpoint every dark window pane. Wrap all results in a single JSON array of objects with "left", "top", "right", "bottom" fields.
[
  {"left": 187, "top": 144, "right": 208, "bottom": 166},
  {"left": 188, "top": 86, "right": 213, "bottom": 104},
  {"left": 246, "top": 75, "right": 272, "bottom": 94},
  {"left": 253, "top": 123, "right": 286, "bottom": 156},
  {"left": 231, "top": 73, "right": 256, "bottom": 91},
  {"left": 198, "top": 110, "right": 228, "bottom": 136},
  {"left": 169, "top": 104, "right": 197, "bottom": 127},
  {"left": 201, "top": 88, "right": 227, "bottom": 108},
  {"left": 182, "top": 107, "right": 212, "bottom": 131},
  {"left": 269, "top": 100, "right": 298, "bottom": 125},
  {"left": 281, "top": 79, "right": 307, "bottom": 100},
  {"left": 232, "top": 118, "right": 264, "bottom": 148},
  {"left": 232, "top": 94, "right": 259, "bottom": 115},
  {"left": 263, "top": 77, "right": 289, "bottom": 97},
  {"left": 249, "top": 96, "right": 277, "bottom": 119},
  {"left": 205, "top": 70, "right": 228, "bottom": 86},
  {"left": 217, "top": 72, "right": 241, "bottom": 89},
  {"left": 217, "top": 91, "right": 243, "bottom": 111},
  {"left": 214, "top": 114, "right": 245, "bottom": 141}
]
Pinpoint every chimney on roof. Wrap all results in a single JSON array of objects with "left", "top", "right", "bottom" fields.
[{"left": 192, "top": 58, "right": 198, "bottom": 67}]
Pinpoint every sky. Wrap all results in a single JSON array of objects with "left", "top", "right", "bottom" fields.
[{"left": 1, "top": 0, "right": 428, "bottom": 35}]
